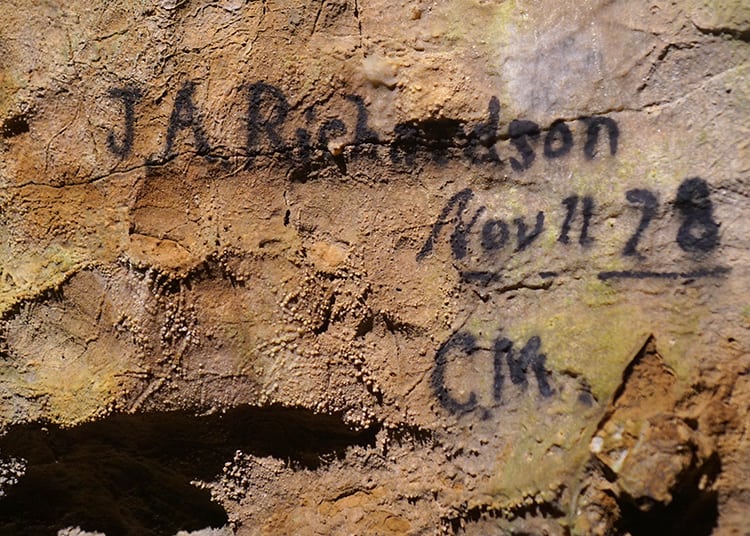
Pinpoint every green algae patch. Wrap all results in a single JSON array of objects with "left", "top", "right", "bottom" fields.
[
  {"left": 482, "top": 374, "right": 599, "bottom": 505},
  {"left": 10, "top": 335, "right": 137, "bottom": 426},
  {"left": 434, "top": 0, "right": 517, "bottom": 48},
  {"left": 0, "top": 245, "right": 85, "bottom": 317}
]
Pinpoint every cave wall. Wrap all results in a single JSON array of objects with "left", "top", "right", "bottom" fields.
[{"left": 0, "top": 0, "right": 749, "bottom": 534}]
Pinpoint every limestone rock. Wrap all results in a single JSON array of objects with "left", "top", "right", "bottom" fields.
[{"left": 0, "top": 0, "right": 748, "bottom": 534}]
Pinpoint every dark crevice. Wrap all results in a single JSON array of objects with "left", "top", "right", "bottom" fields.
[
  {"left": 615, "top": 452, "right": 721, "bottom": 536},
  {"left": 381, "top": 312, "right": 427, "bottom": 337},
  {"left": 122, "top": 253, "right": 250, "bottom": 295},
  {"left": 354, "top": 313, "right": 375, "bottom": 338},
  {"left": 500, "top": 497, "right": 567, "bottom": 522},
  {"left": 0, "top": 405, "right": 379, "bottom": 536},
  {"left": 1, "top": 115, "right": 30, "bottom": 138},
  {"left": 384, "top": 424, "right": 434, "bottom": 447},
  {"left": 445, "top": 497, "right": 566, "bottom": 534},
  {"left": 693, "top": 24, "right": 750, "bottom": 43},
  {"left": 354, "top": 311, "right": 427, "bottom": 339},
  {"left": 312, "top": 292, "right": 336, "bottom": 334}
]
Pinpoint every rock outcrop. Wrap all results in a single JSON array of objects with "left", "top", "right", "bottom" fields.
[{"left": 0, "top": 0, "right": 748, "bottom": 533}]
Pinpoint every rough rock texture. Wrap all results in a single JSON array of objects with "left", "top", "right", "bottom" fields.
[{"left": 0, "top": 0, "right": 748, "bottom": 534}]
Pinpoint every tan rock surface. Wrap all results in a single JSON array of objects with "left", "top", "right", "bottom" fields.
[{"left": 0, "top": 0, "right": 748, "bottom": 534}]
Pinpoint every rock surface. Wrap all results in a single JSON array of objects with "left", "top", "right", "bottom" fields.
[{"left": 0, "top": 0, "right": 748, "bottom": 534}]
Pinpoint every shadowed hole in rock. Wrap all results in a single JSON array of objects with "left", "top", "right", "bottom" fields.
[
  {"left": 1, "top": 115, "right": 30, "bottom": 138},
  {"left": 614, "top": 444, "right": 721, "bottom": 536},
  {"left": 590, "top": 337, "right": 722, "bottom": 536},
  {"left": 0, "top": 405, "right": 379, "bottom": 536}
]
